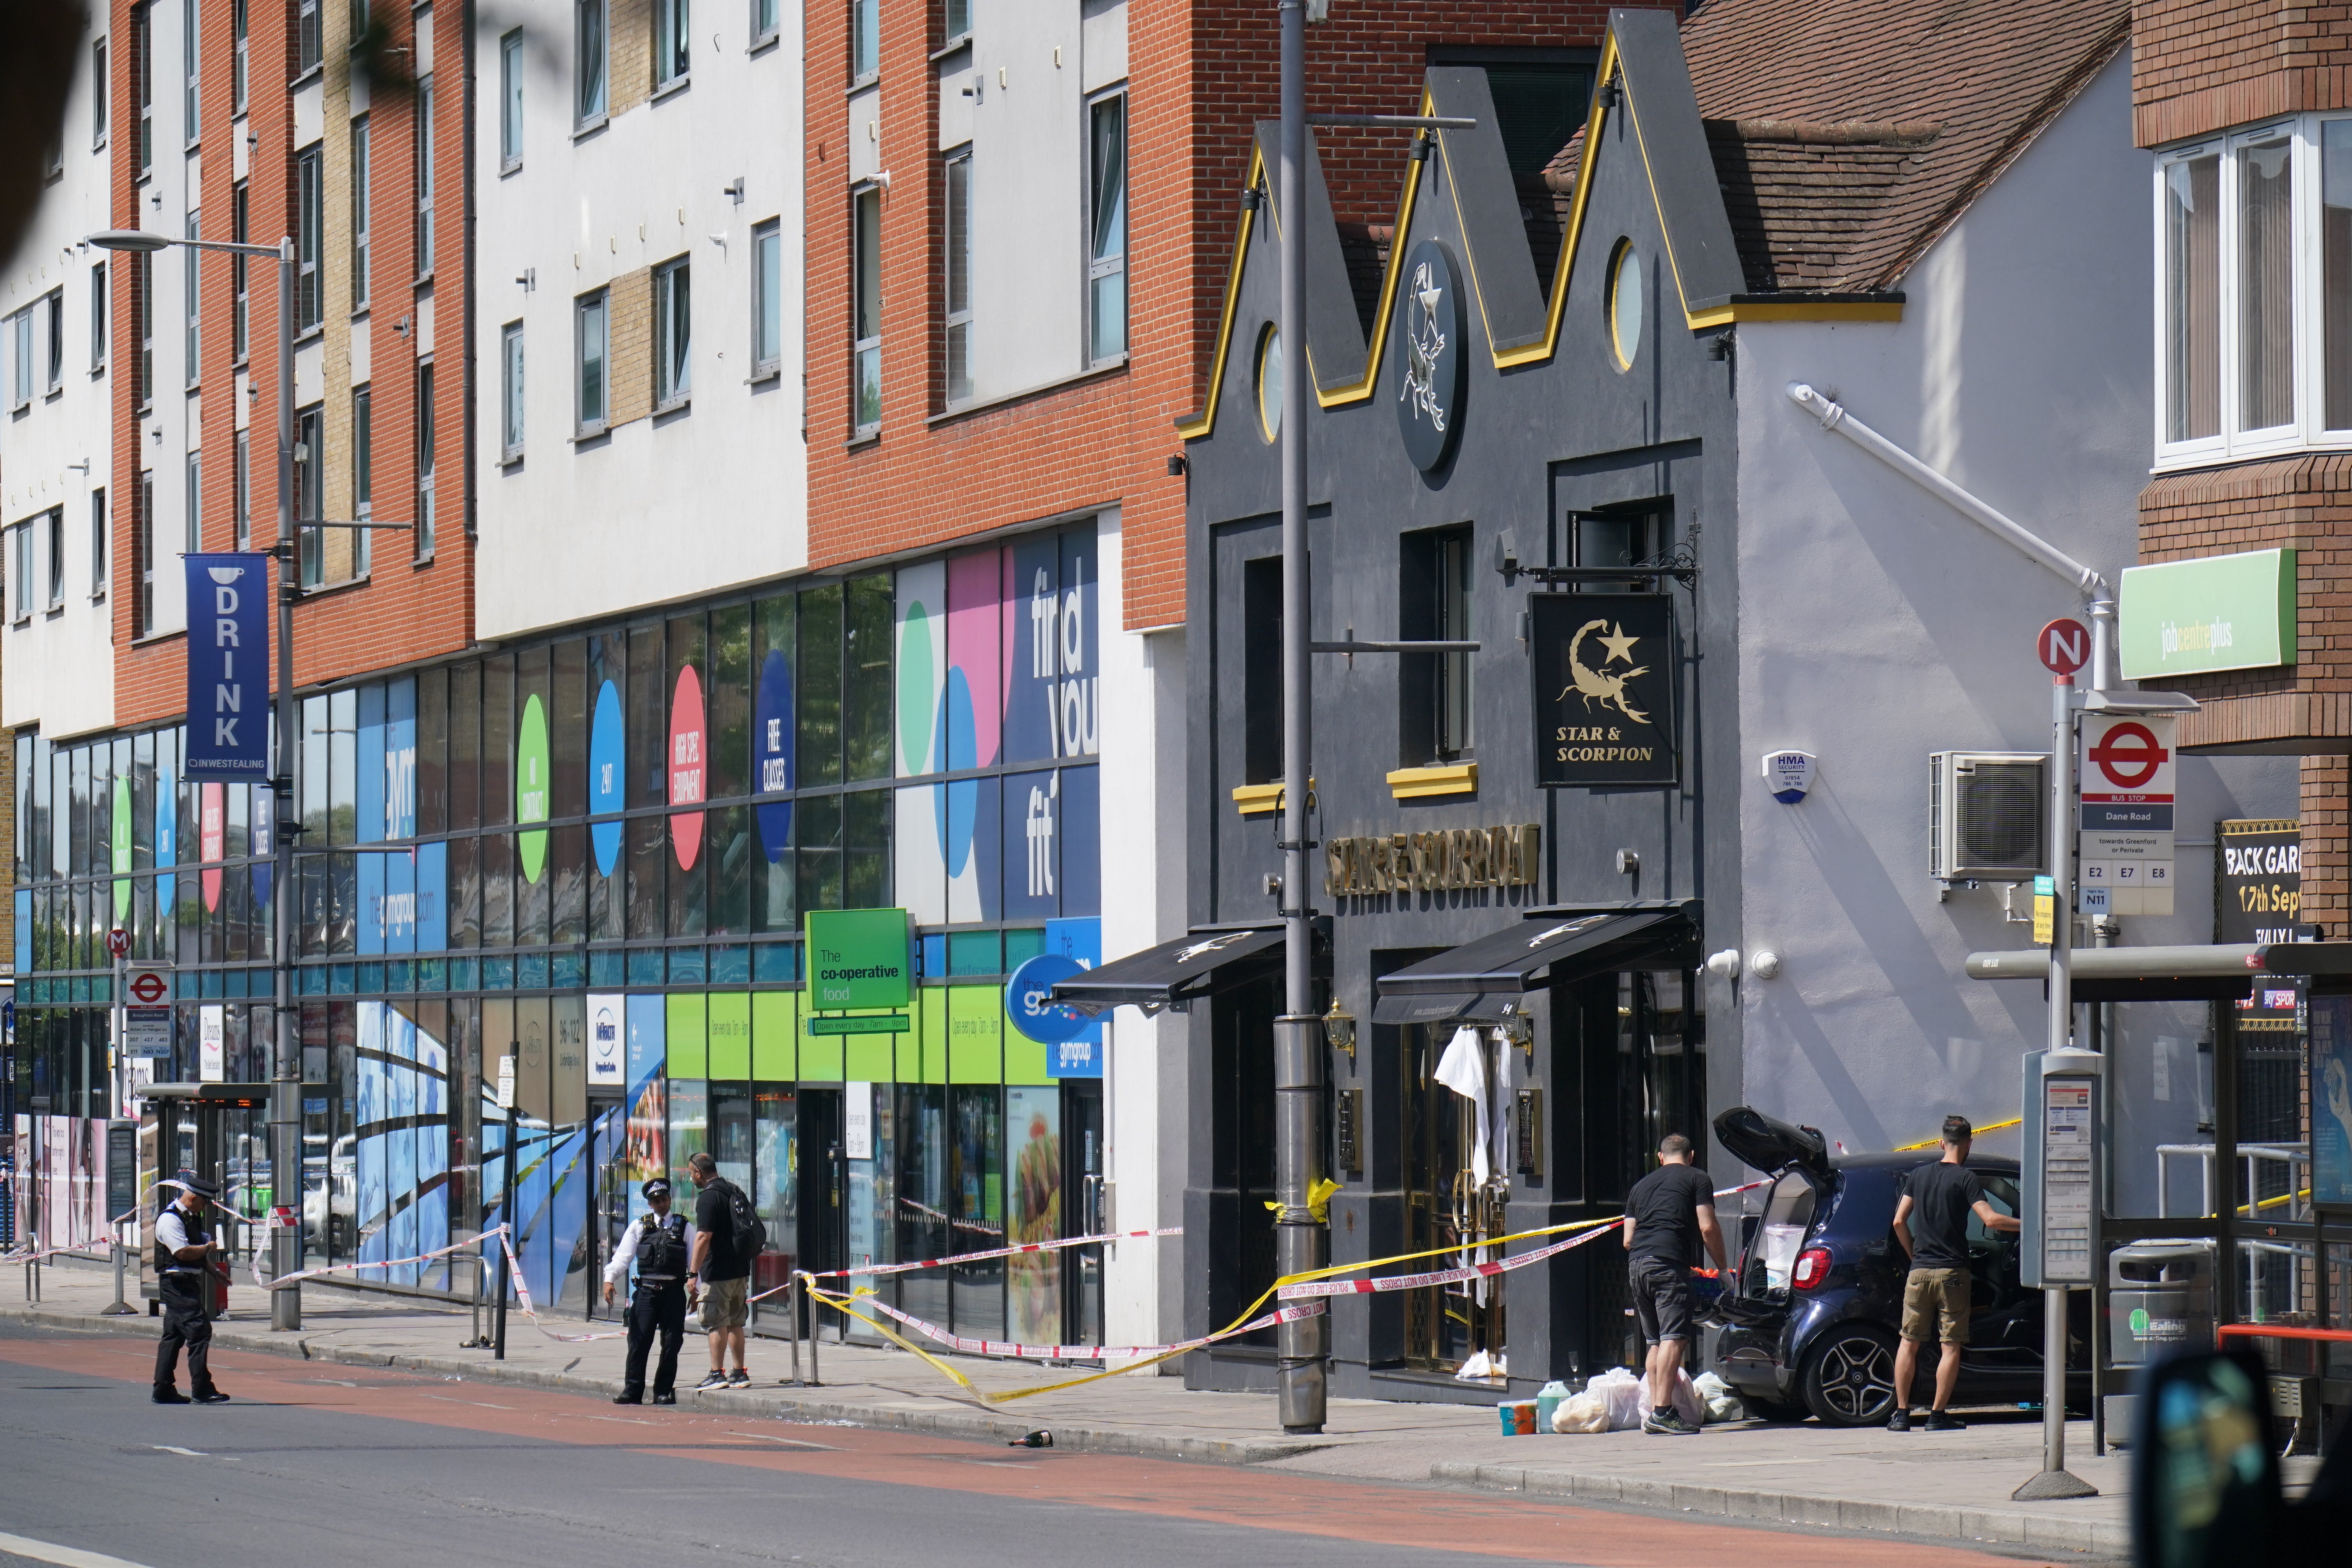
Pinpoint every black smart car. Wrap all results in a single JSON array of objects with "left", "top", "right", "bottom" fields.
[{"left": 1705, "top": 1107, "right": 2088, "bottom": 1426}]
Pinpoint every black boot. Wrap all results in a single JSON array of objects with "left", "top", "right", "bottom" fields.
[
  {"left": 612, "top": 1391, "right": 644, "bottom": 1405},
  {"left": 153, "top": 1388, "right": 191, "bottom": 1404}
]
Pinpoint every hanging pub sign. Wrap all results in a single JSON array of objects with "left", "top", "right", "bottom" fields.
[
  {"left": 183, "top": 553, "right": 272, "bottom": 777},
  {"left": 1531, "top": 592, "right": 1678, "bottom": 788},
  {"left": 1392, "top": 237, "right": 1466, "bottom": 472},
  {"left": 2217, "top": 818, "right": 2305, "bottom": 1034}
]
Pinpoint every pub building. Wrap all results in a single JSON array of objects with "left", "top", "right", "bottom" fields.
[{"left": 1140, "top": 1, "right": 2296, "bottom": 1402}]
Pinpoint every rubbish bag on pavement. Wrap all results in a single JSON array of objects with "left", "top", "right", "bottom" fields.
[
  {"left": 1553, "top": 1392, "right": 1612, "bottom": 1434},
  {"left": 1693, "top": 1370, "right": 1744, "bottom": 1424},
  {"left": 1584, "top": 1368, "right": 1648, "bottom": 1430}
]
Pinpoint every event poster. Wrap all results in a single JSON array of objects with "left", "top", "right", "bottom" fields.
[{"left": 2314, "top": 995, "right": 2352, "bottom": 1209}]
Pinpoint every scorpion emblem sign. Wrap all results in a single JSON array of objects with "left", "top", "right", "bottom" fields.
[
  {"left": 1562, "top": 619, "right": 1650, "bottom": 726},
  {"left": 1531, "top": 592, "right": 1678, "bottom": 788},
  {"left": 1392, "top": 238, "right": 1465, "bottom": 471}
]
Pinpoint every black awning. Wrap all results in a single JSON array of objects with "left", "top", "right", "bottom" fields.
[
  {"left": 1048, "top": 925, "right": 1287, "bottom": 1016},
  {"left": 1372, "top": 904, "right": 1697, "bottom": 1025}
]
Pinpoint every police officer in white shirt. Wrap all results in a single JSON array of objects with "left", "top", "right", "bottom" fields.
[
  {"left": 153, "top": 1173, "right": 229, "bottom": 1405},
  {"left": 604, "top": 1178, "right": 697, "bottom": 1405}
]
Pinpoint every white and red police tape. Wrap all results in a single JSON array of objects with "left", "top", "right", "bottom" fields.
[{"left": 843, "top": 1289, "right": 1325, "bottom": 1362}]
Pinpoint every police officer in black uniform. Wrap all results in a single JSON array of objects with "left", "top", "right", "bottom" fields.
[
  {"left": 153, "top": 1173, "right": 229, "bottom": 1405},
  {"left": 604, "top": 1178, "right": 697, "bottom": 1405}
]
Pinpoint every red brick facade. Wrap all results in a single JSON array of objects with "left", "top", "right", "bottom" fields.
[
  {"left": 109, "top": 0, "right": 472, "bottom": 730},
  {"left": 804, "top": 2, "right": 1646, "bottom": 631},
  {"left": 2132, "top": 0, "right": 2352, "bottom": 932},
  {"left": 2132, "top": 0, "right": 2352, "bottom": 147}
]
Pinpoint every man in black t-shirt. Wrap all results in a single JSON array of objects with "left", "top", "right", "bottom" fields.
[
  {"left": 1620, "top": 1134, "right": 1730, "bottom": 1435},
  {"left": 1889, "top": 1115, "right": 2022, "bottom": 1432},
  {"left": 687, "top": 1152, "right": 753, "bottom": 1390}
]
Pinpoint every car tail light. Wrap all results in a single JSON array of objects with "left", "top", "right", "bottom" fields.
[{"left": 1791, "top": 1247, "right": 1831, "bottom": 1291}]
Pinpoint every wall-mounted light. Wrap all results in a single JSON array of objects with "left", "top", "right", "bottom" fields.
[
  {"left": 1499, "top": 1013, "right": 1534, "bottom": 1056},
  {"left": 1322, "top": 995, "right": 1356, "bottom": 1059}
]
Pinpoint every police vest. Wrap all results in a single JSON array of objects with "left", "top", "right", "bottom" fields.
[
  {"left": 636, "top": 1213, "right": 688, "bottom": 1282},
  {"left": 154, "top": 1204, "right": 212, "bottom": 1277}
]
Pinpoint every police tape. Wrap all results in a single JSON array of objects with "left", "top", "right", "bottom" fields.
[
  {"left": 497, "top": 1237, "right": 632, "bottom": 1343},
  {"left": 796, "top": 1226, "right": 1182, "bottom": 1282},
  {"left": 846, "top": 1290, "right": 1321, "bottom": 1363},
  {"left": 1278, "top": 1219, "right": 1619, "bottom": 1300},
  {"left": 799, "top": 1275, "right": 1326, "bottom": 1406},
  {"left": 251, "top": 1225, "right": 507, "bottom": 1294}
]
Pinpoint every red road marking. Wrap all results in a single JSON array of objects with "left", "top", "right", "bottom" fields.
[{"left": 0, "top": 1337, "right": 2061, "bottom": 1567}]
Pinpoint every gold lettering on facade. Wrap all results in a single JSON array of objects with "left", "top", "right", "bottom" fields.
[{"left": 1323, "top": 823, "right": 1541, "bottom": 897}]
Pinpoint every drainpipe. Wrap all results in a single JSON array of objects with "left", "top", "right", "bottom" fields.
[{"left": 1784, "top": 383, "right": 2118, "bottom": 670}]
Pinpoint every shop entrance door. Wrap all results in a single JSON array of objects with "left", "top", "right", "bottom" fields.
[
  {"left": 795, "top": 1088, "right": 845, "bottom": 1336},
  {"left": 586, "top": 1096, "right": 626, "bottom": 1322},
  {"left": 1063, "top": 1080, "right": 1105, "bottom": 1348},
  {"left": 1401, "top": 1025, "right": 1505, "bottom": 1372}
]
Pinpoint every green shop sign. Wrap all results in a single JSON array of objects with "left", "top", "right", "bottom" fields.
[
  {"left": 806, "top": 907, "right": 911, "bottom": 1010},
  {"left": 2119, "top": 547, "right": 2296, "bottom": 679},
  {"left": 516, "top": 693, "right": 550, "bottom": 883}
]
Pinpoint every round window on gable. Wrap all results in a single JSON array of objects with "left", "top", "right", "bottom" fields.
[
  {"left": 1608, "top": 239, "right": 1645, "bottom": 371},
  {"left": 1256, "top": 324, "right": 1285, "bottom": 443}
]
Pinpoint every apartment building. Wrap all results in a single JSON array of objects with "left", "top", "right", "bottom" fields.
[{"left": 4, "top": 0, "right": 472, "bottom": 1251}]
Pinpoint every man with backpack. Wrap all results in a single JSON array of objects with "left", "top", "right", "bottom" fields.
[
  {"left": 603, "top": 1177, "right": 695, "bottom": 1405},
  {"left": 685, "top": 1151, "right": 763, "bottom": 1390}
]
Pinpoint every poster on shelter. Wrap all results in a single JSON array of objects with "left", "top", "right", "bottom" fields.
[{"left": 2313, "top": 995, "right": 2352, "bottom": 1209}]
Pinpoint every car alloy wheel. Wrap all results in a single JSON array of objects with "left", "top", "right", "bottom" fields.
[{"left": 1801, "top": 1324, "right": 1899, "bottom": 1427}]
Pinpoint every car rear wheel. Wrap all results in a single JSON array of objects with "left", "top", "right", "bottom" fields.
[{"left": 1800, "top": 1323, "right": 1900, "bottom": 1427}]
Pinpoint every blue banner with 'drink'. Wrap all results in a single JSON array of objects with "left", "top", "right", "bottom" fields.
[{"left": 184, "top": 553, "right": 272, "bottom": 776}]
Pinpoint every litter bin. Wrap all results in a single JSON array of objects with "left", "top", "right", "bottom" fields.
[{"left": 2108, "top": 1238, "right": 2218, "bottom": 1367}]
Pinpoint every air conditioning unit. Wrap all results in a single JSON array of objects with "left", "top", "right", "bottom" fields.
[{"left": 1929, "top": 751, "right": 2047, "bottom": 882}]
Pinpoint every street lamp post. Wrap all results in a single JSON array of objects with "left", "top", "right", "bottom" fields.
[
  {"left": 89, "top": 229, "right": 408, "bottom": 1333},
  {"left": 1272, "top": 0, "right": 1328, "bottom": 1435}
]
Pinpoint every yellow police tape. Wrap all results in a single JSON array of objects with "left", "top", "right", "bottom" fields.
[{"left": 1892, "top": 1116, "right": 2023, "bottom": 1152}]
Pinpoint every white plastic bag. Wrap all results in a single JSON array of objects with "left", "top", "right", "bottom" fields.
[
  {"left": 1552, "top": 1392, "right": 1611, "bottom": 1434},
  {"left": 1693, "top": 1370, "right": 1744, "bottom": 1424},
  {"left": 1585, "top": 1367, "right": 1648, "bottom": 1431},
  {"left": 1668, "top": 1367, "right": 1706, "bottom": 1426}
]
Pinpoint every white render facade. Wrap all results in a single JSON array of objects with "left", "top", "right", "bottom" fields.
[
  {"left": 3, "top": 13, "right": 120, "bottom": 744},
  {"left": 471, "top": 0, "right": 808, "bottom": 638}
]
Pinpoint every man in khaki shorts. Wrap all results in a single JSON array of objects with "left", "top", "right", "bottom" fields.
[
  {"left": 686, "top": 1151, "right": 753, "bottom": 1389},
  {"left": 1889, "top": 1116, "right": 2020, "bottom": 1431}
]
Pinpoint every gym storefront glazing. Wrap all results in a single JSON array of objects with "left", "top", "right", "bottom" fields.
[{"left": 9, "top": 519, "right": 1116, "bottom": 1345}]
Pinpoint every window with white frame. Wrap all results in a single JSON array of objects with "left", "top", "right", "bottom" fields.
[
  {"left": 134, "top": 2, "right": 151, "bottom": 176},
  {"left": 297, "top": 0, "right": 321, "bottom": 77},
  {"left": 296, "top": 143, "right": 322, "bottom": 330},
  {"left": 943, "top": 0, "right": 969, "bottom": 47},
  {"left": 943, "top": 147, "right": 971, "bottom": 405},
  {"left": 500, "top": 30, "right": 524, "bottom": 169},
  {"left": 752, "top": 218, "right": 782, "bottom": 377},
  {"left": 852, "top": 184, "right": 881, "bottom": 433},
  {"left": 851, "top": 0, "right": 877, "bottom": 82},
  {"left": 183, "top": 0, "right": 200, "bottom": 142},
  {"left": 136, "top": 469, "right": 153, "bottom": 634},
  {"left": 13, "top": 521, "right": 33, "bottom": 621},
  {"left": 353, "top": 381, "right": 372, "bottom": 575},
  {"left": 295, "top": 404, "right": 322, "bottom": 585},
  {"left": 2156, "top": 114, "right": 2352, "bottom": 465},
  {"left": 414, "top": 75, "right": 436, "bottom": 277},
  {"left": 45, "top": 508, "right": 64, "bottom": 610},
  {"left": 577, "top": 289, "right": 608, "bottom": 432},
  {"left": 502, "top": 320, "right": 525, "bottom": 455},
  {"left": 183, "top": 209, "right": 200, "bottom": 381},
  {"left": 577, "top": 0, "right": 608, "bottom": 127},
  {"left": 233, "top": 430, "right": 248, "bottom": 550},
  {"left": 135, "top": 250, "right": 152, "bottom": 407},
  {"left": 750, "top": 0, "right": 777, "bottom": 49},
  {"left": 184, "top": 451, "right": 200, "bottom": 558},
  {"left": 43, "top": 289, "right": 63, "bottom": 393},
  {"left": 350, "top": 114, "right": 370, "bottom": 308},
  {"left": 232, "top": 0, "right": 246, "bottom": 112},
  {"left": 8, "top": 309, "right": 29, "bottom": 408},
  {"left": 416, "top": 358, "right": 436, "bottom": 557},
  {"left": 91, "top": 488, "right": 107, "bottom": 598},
  {"left": 654, "top": 256, "right": 691, "bottom": 406},
  {"left": 655, "top": 0, "right": 689, "bottom": 90},
  {"left": 90, "top": 262, "right": 107, "bottom": 372},
  {"left": 231, "top": 179, "right": 248, "bottom": 361},
  {"left": 92, "top": 38, "right": 108, "bottom": 146},
  {"left": 1089, "top": 92, "right": 1128, "bottom": 364}
]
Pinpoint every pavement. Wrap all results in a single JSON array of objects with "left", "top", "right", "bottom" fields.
[{"left": 4, "top": 1256, "right": 2143, "bottom": 1559}]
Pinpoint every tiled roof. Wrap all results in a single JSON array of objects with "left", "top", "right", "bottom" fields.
[{"left": 1542, "top": 0, "right": 2130, "bottom": 294}]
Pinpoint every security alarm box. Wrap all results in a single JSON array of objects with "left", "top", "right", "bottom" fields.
[{"left": 1930, "top": 751, "right": 2048, "bottom": 882}]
